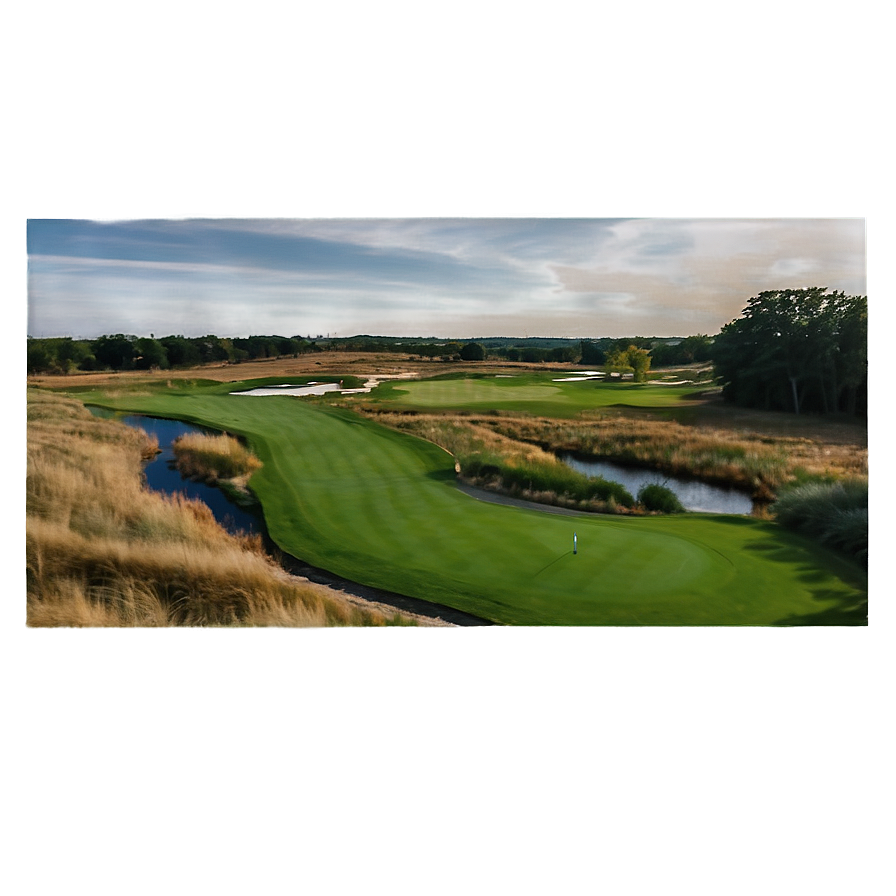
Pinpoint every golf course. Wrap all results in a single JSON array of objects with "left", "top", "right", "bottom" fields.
[{"left": 65, "top": 371, "right": 868, "bottom": 626}]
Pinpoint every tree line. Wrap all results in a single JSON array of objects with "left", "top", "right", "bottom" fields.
[
  {"left": 26, "top": 331, "right": 716, "bottom": 375},
  {"left": 26, "top": 288, "right": 866, "bottom": 418},
  {"left": 711, "top": 287, "right": 867, "bottom": 416},
  {"left": 26, "top": 333, "right": 322, "bottom": 375}
]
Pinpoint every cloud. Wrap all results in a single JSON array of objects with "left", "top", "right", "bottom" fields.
[{"left": 26, "top": 218, "right": 866, "bottom": 338}]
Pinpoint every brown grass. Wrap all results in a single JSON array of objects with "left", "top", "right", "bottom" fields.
[
  {"left": 172, "top": 431, "right": 263, "bottom": 487},
  {"left": 26, "top": 388, "right": 417, "bottom": 627},
  {"left": 360, "top": 408, "right": 868, "bottom": 502}
]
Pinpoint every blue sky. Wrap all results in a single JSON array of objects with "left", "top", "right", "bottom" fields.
[{"left": 26, "top": 217, "right": 866, "bottom": 339}]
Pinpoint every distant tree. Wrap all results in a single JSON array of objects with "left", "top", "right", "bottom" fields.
[
  {"left": 681, "top": 334, "right": 714, "bottom": 363},
  {"left": 648, "top": 343, "right": 678, "bottom": 367},
  {"left": 650, "top": 335, "right": 714, "bottom": 368},
  {"left": 27, "top": 340, "right": 52, "bottom": 374},
  {"left": 712, "top": 288, "right": 866, "bottom": 415},
  {"left": 134, "top": 337, "right": 169, "bottom": 370},
  {"left": 548, "top": 346, "right": 578, "bottom": 363},
  {"left": 610, "top": 336, "right": 652, "bottom": 353},
  {"left": 604, "top": 347, "right": 632, "bottom": 381},
  {"left": 93, "top": 334, "right": 136, "bottom": 370},
  {"left": 605, "top": 345, "right": 651, "bottom": 382},
  {"left": 628, "top": 347, "right": 651, "bottom": 382},
  {"left": 460, "top": 342, "right": 486, "bottom": 361},
  {"left": 160, "top": 335, "right": 201, "bottom": 368},
  {"left": 195, "top": 335, "right": 232, "bottom": 363},
  {"left": 579, "top": 340, "right": 605, "bottom": 365}
]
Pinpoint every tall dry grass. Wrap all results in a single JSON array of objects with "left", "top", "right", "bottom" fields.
[
  {"left": 362, "top": 408, "right": 867, "bottom": 504},
  {"left": 26, "top": 389, "right": 411, "bottom": 627},
  {"left": 364, "top": 412, "right": 636, "bottom": 513},
  {"left": 487, "top": 416, "right": 867, "bottom": 497},
  {"left": 172, "top": 431, "right": 263, "bottom": 483}
]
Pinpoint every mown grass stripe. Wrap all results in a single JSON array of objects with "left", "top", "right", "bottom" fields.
[{"left": 76, "top": 384, "right": 867, "bottom": 625}]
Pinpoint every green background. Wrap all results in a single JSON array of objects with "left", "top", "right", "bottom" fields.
[{"left": 0, "top": 0, "right": 896, "bottom": 894}]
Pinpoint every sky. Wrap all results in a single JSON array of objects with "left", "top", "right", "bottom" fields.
[{"left": 26, "top": 217, "right": 866, "bottom": 341}]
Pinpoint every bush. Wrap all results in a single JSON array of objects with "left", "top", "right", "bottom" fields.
[
  {"left": 637, "top": 483, "right": 685, "bottom": 514},
  {"left": 461, "top": 452, "right": 634, "bottom": 509},
  {"left": 772, "top": 479, "right": 868, "bottom": 565}
]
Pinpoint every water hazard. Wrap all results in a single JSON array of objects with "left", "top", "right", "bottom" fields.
[
  {"left": 105, "top": 412, "right": 264, "bottom": 536},
  {"left": 558, "top": 452, "right": 753, "bottom": 514}
]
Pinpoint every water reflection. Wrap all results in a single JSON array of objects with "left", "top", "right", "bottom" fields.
[{"left": 558, "top": 452, "right": 753, "bottom": 514}]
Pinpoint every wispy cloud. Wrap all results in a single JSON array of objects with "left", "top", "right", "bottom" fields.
[{"left": 26, "top": 218, "right": 866, "bottom": 338}]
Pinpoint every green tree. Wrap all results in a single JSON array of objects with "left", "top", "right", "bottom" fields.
[
  {"left": 134, "top": 337, "right": 169, "bottom": 370},
  {"left": 93, "top": 334, "right": 136, "bottom": 370},
  {"left": 27, "top": 340, "right": 52, "bottom": 374},
  {"left": 712, "top": 288, "right": 867, "bottom": 415},
  {"left": 627, "top": 346, "right": 651, "bottom": 382},
  {"left": 157, "top": 335, "right": 199, "bottom": 367},
  {"left": 579, "top": 340, "right": 606, "bottom": 366},
  {"left": 460, "top": 342, "right": 486, "bottom": 361},
  {"left": 605, "top": 345, "right": 651, "bottom": 382}
]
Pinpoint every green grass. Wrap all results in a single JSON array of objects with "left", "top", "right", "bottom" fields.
[
  {"left": 367, "top": 372, "right": 703, "bottom": 416},
  {"left": 73, "top": 378, "right": 867, "bottom": 626}
]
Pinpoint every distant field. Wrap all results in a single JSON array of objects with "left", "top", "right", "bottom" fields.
[
  {"left": 369, "top": 372, "right": 704, "bottom": 416},
  {"left": 67, "top": 378, "right": 867, "bottom": 625}
]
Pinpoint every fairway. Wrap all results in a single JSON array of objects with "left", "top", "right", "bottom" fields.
[
  {"left": 373, "top": 372, "right": 703, "bottom": 416},
  {"left": 79, "top": 381, "right": 867, "bottom": 625}
]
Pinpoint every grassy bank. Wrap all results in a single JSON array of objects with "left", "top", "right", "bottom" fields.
[
  {"left": 464, "top": 414, "right": 866, "bottom": 501},
  {"left": 67, "top": 381, "right": 868, "bottom": 625},
  {"left": 352, "top": 373, "right": 866, "bottom": 503},
  {"left": 26, "top": 389, "right": 412, "bottom": 627},
  {"left": 355, "top": 411, "right": 637, "bottom": 513}
]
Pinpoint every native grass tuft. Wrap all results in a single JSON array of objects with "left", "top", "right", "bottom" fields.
[{"left": 26, "top": 389, "right": 406, "bottom": 626}]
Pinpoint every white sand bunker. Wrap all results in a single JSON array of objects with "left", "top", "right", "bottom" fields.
[
  {"left": 231, "top": 378, "right": 384, "bottom": 397},
  {"left": 553, "top": 371, "right": 606, "bottom": 382},
  {"left": 231, "top": 382, "right": 341, "bottom": 397}
]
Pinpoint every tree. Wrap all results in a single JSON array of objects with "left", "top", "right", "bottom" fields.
[
  {"left": 93, "top": 334, "right": 136, "bottom": 370},
  {"left": 627, "top": 346, "right": 651, "bottom": 383},
  {"left": 460, "top": 342, "right": 486, "bottom": 361},
  {"left": 605, "top": 345, "right": 651, "bottom": 383},
  {"left": 711, "top": 288, "right": 867, "bottom": 416},
  {"left": 579, "top": 340, "right": 606, "bottom": 366},
  {"left": 27, "top": 340, "right": 52, "bottom": 374},
  {"left": 134, "top": 337, "right": 169, "bottom": 370},
  {"left": 159, "top": 335, "right": 201, "bottom": 368}
]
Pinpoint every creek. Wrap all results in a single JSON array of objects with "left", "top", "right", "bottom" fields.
[
  {"left": 100, "top": 412, "right": 265, "bottom": 536},
  {"left": 87, "top": 408, "right": 490, "bottom": 624}
]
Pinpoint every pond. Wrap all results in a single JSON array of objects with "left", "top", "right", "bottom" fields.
[
  {"left": 95, "top": 411, "right": 264, "bottom": 536},
  {"left": 557, "top": 452, "right": 754, "bottom": 514}
]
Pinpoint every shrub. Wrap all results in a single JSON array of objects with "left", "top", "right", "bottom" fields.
[
  {"left": 772, "top": 479, "right": 868, "bottom": 565},
  {"left": 461, "top": 452, "right": 634, "bottom": 510},
  {"left": 26, "top": 390, "right": 410, "bottom": 627},
  {"left": 637, "top": 483, "right": 685, "bottom": 514}
]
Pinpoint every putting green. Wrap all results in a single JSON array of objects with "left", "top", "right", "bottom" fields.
[
  {"left": 77, "top": 380, "right": 867, "bottom": 625},
  {"left": 371, "top": 373, "right": 702, "bottom": 416}
]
